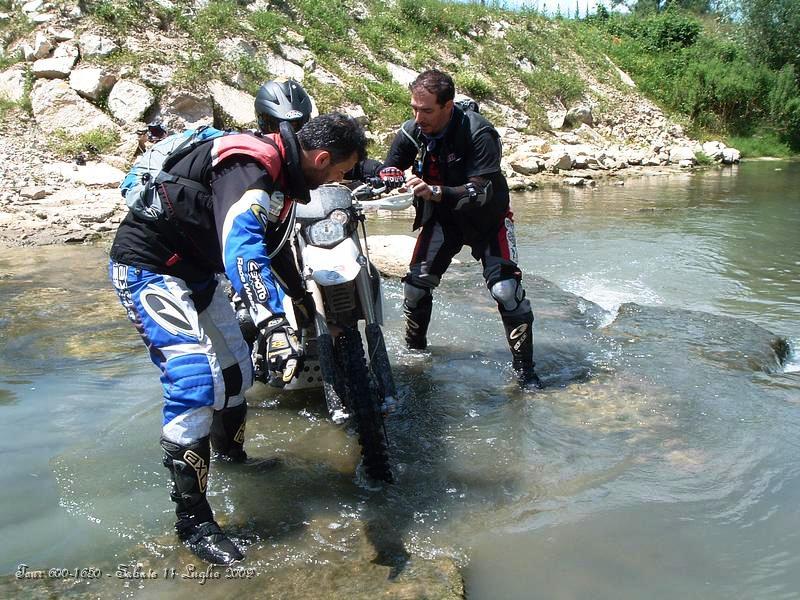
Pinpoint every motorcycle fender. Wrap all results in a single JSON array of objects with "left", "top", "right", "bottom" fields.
[{"left": 302, "top": 238, "right": 362, "bottom": 286}]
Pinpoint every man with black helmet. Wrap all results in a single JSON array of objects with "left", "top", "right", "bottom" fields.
[
  {"left": 382, "top": 69, "right": 541, "bottom": 388},
  {"left": 109, "top": 113, "right": 366, "bottom": 565}
]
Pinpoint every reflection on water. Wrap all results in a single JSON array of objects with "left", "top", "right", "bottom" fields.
[{"left": 1, "top": 162, "right": 799, "bottom": 598}]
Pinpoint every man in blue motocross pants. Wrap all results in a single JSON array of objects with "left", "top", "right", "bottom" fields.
[{"left": 109, "top": 113, "right": 366, "bottom": 565}]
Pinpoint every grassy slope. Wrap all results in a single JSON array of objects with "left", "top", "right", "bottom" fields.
[{"left": 2, "top": 0, "right": 794, "bottom": 157}]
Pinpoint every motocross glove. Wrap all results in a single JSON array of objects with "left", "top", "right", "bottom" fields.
[
  {"left": 291, "top": 292, "right": 316, "bottom": 331},
  {"left": 369, "top": 166, "right": 405, "bottom": 190},
  {"left": 255, "top": 316, "right": 302, "bottom": 387}
]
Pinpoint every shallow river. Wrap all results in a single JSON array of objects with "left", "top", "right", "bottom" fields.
[{"left": 1, "top": 160, "right": 798, "bottom": 599}]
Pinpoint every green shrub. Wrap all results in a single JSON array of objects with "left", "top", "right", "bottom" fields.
[
  {"left": 455, "top": 71, "right": 492, "bottom": 100},
  {"left": 51, "top": 128, "right": 121, "bottom": 159},
  {"left": 726, "top": 132, "right": 794, "bottom": 158}
]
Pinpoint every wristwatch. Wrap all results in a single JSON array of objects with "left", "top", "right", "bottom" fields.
[{"left": 430, "top": 185, "right": 442, "bottom": 202}]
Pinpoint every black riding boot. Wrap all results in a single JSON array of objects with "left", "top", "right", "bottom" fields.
[
  {"left": 501, "top": 311, "right": 542, "bottom": 389},
  {"left": 210, "top": 403, "right": 248, "bottom": 463},
  {"left": 403, "top": 294, "right": 433, "bottom": 350},
  {"left": 161, "top": 436, "right": 244, "bottom": 564}
]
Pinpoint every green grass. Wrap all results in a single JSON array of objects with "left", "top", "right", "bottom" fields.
[
  {"left": 51, "top": 128, "right": 121, "bottom": 159},
  {"left": 726, "top": 133, "right": 795, "bottom": 158}
]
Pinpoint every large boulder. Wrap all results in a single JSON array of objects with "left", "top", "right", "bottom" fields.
[
  {"left": 155, "top": 89, "right": 214, "bottom": 131},
  {"left": 721, "top": 147, "right": 741, "bottom": 164},
  {"left": 78, "top": 33, "right": 119, "bottom": 58},
  {"left": 564, "top": 105, "right": 593, "bottom": 128},
  {"left": 208, "top": 79, "right": 256, "bottom": 127},
  {"left": 0, "top": 67, "right": 27, "bottom": 102},
  {"left": 139, "top": 63, "right": 174, "bottom": 88},
  {"left": 69, "top": 67, "right": 117, "bottom": 101},
  {"left": 701, "top": 140, "right": 726, "bottom": 161},
  {"left": 263, "top": 53, "right": 304, "bottom": 81},
  {"left": 507, "top": 151, "right": 545, "bottom": 176},
  {"left": 668, "top": 145, "right": 696, "bottom": 166},
  {"left": 386, "top": 62, "right": 418, "bottom": 87},
  {"left": 30, "top": 79, "right": 118, "bottom": 134},
  {"left": 365, "top": 235, "right": 419, "bottom": 278},
  {"left": 107, "top": 80, "right": 155, "bottom": 123}
]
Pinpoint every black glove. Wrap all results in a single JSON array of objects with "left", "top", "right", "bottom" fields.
[
  {"left": 370, "top": 167, "right": 405, "bottom": 190},
  {"left": 254, "top": 316, "right": 302, "bottom": 386},
  {"left": 291, "top": 292, "right": 316, "bottom": 331}
]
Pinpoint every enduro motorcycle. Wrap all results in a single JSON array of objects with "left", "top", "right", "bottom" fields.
[{"left": 261, "top": 183, "right": 413, "bottom": 483}]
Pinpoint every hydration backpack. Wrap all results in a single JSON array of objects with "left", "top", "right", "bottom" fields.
[{"left": 120, "top": 126, "right": 228, "bottom": 221}]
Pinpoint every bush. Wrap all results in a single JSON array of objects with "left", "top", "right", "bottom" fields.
[
  {"left": 51, "top": 128, "right": 120, "bottom": 159},
  {"left": 455, "top": 71, "right": 492, "bottom": 100}
]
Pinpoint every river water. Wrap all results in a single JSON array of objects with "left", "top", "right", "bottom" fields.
[{"left": 1, "top": 161, "right": 798, "bottom": 598}]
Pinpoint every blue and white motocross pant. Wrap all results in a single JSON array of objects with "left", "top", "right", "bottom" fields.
[{"left": 109, "top": 261, "right": 253, "bottom": 445}]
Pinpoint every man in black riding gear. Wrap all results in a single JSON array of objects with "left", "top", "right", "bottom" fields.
[
  {"left": 109, "top": 112, "right": 366, "bottom": 565},
  {"left": 380, "top": 69, "right": 541, "bottom": 388}
]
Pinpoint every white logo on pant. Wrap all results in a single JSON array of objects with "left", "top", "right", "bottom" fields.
[
  {"left": 505, "top": 218, "right": 518, "bottom": 264},
  {"left": 510, "top": 324, "right": 528, "bottom": 340},
  {"left": 141, "top": 285, "right": 196, "bottom": 337}
]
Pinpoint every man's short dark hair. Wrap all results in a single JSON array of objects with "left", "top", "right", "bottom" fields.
[
  {"left": 410, "top": 69, "right": 455, "bottom": 107},
  {"left": 297, "top": 112, "right": 367, "bottom": 163}
]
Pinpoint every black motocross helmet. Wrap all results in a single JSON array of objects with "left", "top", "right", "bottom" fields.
[{"left": 254, "top": 79, "right": 313, "bottom": 134}]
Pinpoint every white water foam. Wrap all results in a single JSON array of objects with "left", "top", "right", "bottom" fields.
[
  {"left": 564, "top": 274, "right": 664, "bottom": 327},
  {"left": 783, "top": 339, "right": 800, "bottom": 373}
]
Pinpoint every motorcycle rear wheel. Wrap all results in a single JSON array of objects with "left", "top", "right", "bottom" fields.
[{"left": 335, "top": 327, "right": 393, "bottom": 483}]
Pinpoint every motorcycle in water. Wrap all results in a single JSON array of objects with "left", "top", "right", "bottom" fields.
[{"left": 253, "top": 183, "right": 413, "bottom": 483}]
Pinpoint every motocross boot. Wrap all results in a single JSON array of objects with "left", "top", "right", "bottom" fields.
[
  {"left": 161, "top": 436, "right": 244, "bottom": 564},
  {"left": 403, "top": 294, "right": 433, "bottom": 350},
  {"left": 502, "top": 311, "right": 542, "bottom": 389},
  {"left": 210, "top": 403, "right": 248, "bottom": 463}
]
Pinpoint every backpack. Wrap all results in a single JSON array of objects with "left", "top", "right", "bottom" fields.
[
  {"left": 120, "top": 126, "right": 228, "bottom": 221},
  {"left": 454, "top": 95, "right": 480, "bottom": 114}
]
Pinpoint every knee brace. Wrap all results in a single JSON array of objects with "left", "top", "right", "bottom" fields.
[{"left": 490, "top": 278, "right": 527, "bottom": 314}]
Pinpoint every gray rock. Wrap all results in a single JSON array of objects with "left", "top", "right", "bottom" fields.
[
  {"left": 366, "top": 235, "right": 423, "bottom": 278},
  {"left": 668, "top": 145, "right": 696, "bottom": 165},
  {"left": 32, "top": 56, "right": 77, "bottom": 79},
  {"left": 0, "top": 68, "right": 27, "bottom": 102},
  {"left": 20, "top": 186, "right": 47, "bottom": 199},
  {"left": 33, "top": 31, "right": 52, "bottom": 59},
  {"left": 107, "top": 80, "right": 155, "bottom": 123},
  {"left": 263, "top": 53, "right": 304, "bottom": 82},
  {"left": 217, "top": 37, "right": 256, "bottom": 62},
  {"left": 279, "top": 43, "right": 313, "bottom": 66},
  {"left": 139, "top": 63, "right": 175, "bottom": 87},
  {"left": 721, "top": 148, "right": 741, "bottom": 164},
  {"left": 310, "top": 66, "right": 342, "bottom": 87},
  {"left": 564, "top": 105, "right": 593, "bottom": 128},
  {"left": 79, "top": 33, "right": 119, "bottom": 58},
  {"left": 69, "top": 67, "right": 117, "bottom": 101},
  {"left": 30, "top": 79, "right": 118, "bottom": 134},
  {"left": 53, "top": 29, "right": 75, "bottom": 42},
  {"left": 208, "top": 79, "right": 256, "bottom": 127},
  {"left": 156, "top": 89, "right": 214, "bottom": 130},
  {"left": 386, "top": 62, "right": 418, "bottom": 87},
  {"left": 545, "top": 152, "right": 573, "bottom": 172},
  {"left": 138, "top": 63, "right": 174, "bottom": 88},
  {"left": 21, "top": 0, "right": 44, "bottom": 13}
]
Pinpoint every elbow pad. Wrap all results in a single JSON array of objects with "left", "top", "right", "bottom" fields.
[{"left": 449, "top": 180, "right": 493, "bottom": 213}]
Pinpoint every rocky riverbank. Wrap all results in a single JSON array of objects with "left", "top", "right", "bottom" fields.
[{"left": 0, "top": 1, "right": 742, "bottom": 247}]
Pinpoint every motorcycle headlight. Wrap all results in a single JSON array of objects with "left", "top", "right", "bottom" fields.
[{"left": 306, "top": 210, "right": 350, "bottom": 247}]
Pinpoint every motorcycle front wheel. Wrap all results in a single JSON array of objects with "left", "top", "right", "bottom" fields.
[{"left": 335, "top": 326, "right": 393, "bottom": 483}]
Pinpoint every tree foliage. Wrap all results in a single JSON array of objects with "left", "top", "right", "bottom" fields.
[
  {"left": 738, "top": 0, "right": 800, "bottom": 75},
  {"left": 596, "top": 6, "right": 800, "bottom": 149}
]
